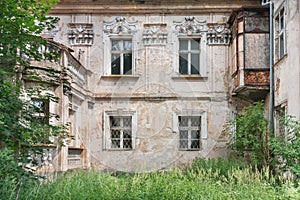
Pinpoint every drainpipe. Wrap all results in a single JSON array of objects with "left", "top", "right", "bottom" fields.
[{"left": 262, "top": 0, "right": 274, "bottom": 135}]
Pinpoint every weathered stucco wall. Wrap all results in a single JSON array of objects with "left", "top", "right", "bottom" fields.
[
  {"left": 49, "top": 0, "right": 262, "bottom": 171},
  {"left": 273, "top": 0, "right": 300, "bottom": 119}
]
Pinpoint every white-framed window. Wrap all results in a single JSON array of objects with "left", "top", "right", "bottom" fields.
[
  {"left": 103, "top": 110, "right": 137, "bottom": 150},
  {"left": 173, "top": 110, "right": 207, "bottom": 151},
  {"left": 103, "top": 17, "right": 138, "bottom": 76},
  {"left": 274, "top": 4, "right": 286, "bottom": 62},
  {"left": 172, "top": 17, "right": 207, "bottom": 77},
  {"left": 111, "top": 39, "right": 132, "bottom": 75},
  {"left": 179, "top": 38, "right": 201, "bottom": 75},
  {"left": 178, "top": 116, "right": 201, "bottom": 150},
  {"left": 173, "top": 36, "right": 206, "bottom": 76},
  {"left": 110, "top": 116, "right": 132, "bottom": 149}
]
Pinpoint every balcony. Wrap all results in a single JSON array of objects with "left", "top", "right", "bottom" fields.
[{"left": 229, "top": 7, "right": 270, "bottom": 101}]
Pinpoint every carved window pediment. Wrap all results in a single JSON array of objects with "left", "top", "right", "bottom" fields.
[
  {"left": 173, "top": 17, "right": 231, "bottom": 45},
  {"left": 104, "top": 17, "right": 138, "bottom": 35},
  {"left": 174, "top": 16, "right": 207, "bottom": 36}
]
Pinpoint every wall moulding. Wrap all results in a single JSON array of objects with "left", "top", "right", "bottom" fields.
[
  {"left": 207, "top": 23, "right": 231, "bottom": 45},
  {"left": 68, "top": 23, "right": 94, "bottom": 46},
  {"left": 51, "top": 1, "right": 258, "bottom": 15},
  {"left": 142, "top": 23, "right": 168, "bottom": 46}
]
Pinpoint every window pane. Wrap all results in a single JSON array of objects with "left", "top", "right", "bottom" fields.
[
  {"left": 279, "top": 34, "right": 284, "bottom": 58},
  {"left": 111, "top": 139, "right": 120, "bottom": 148},
  {"left": 180, "top": 139, "right": 188, "bottom": 149},
  {"left": 191, "top": 130, "right": 200, "bottom": 139},
  {"left": 110, "top": 116, "right": 121, "bottom": 127},
  {"left": 111, "top": 54, "right": 120, "bottom": 74},
  {"left": 123, "top": 117, "right": 132, "bottom": 128},
  {"left": 111, "top": 130, "right": 120, "bottom": 138},
  {"left": 191, "top": 139, "right": 200, "bottom": 149},
  {"left": 123, "top": 40, "right": 132, "bottom": 50},
  {"left": 179, "top": 54, "right": 188, "bottom": 74},
  {"left": 191, "top": 53, "right": 200, "bottom": 74},
  {"left": 179, "top": 130, "right": 188, "bottom": 139},
  {"left": 275, "top": 38, "right": 279, "bottom": 60},
  {"left": 123, "top": 130, "right": 132, "bottom": 139},
  {"left": 123, "top": 139, "right": 132, "bottom": 149},
  {"left": 179, "top": 117, "right": 189, "bottom": 127},
  {"left": 280, "top": 9, "right": 284, "bottom": 30},
  {"left": 123, "top": 53, "right": 132, "bottom": 74},
  {"left": 190, "top": 116, "right": 201, "bottom": 127},
  {"left": 179, "top": 40, "right": 188, "bottom": 50},
  {"left": 191, "top": 39, "right": 200, "bottom": 50},
  {"left": 112, "top": 40, "right": 121, "bottom": 51}
]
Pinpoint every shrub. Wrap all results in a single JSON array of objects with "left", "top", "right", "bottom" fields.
[
  {"left": 270, "top": 115, "right": 300, "bottom": 177},
  {"left": 226, "top": 102, "right": 269, "bottom": 169}
]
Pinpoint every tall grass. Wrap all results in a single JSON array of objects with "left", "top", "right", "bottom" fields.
[{"left": 3, "top": 158, "right": 299, "bottom": 200}]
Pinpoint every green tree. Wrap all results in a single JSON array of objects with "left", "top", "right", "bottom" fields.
[{"left": 0, "top": 0, "right": 68, "bottom": 197}]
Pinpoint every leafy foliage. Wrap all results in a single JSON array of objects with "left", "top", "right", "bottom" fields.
[
  {"left": 270, "top": 115, "right": 300, "bottom": 176},
  {"left": 0, "top": 0, "right": 69, "bottom": 197},
  {"left": 228, "top": 102, "right": 269, "bottom": 168},
  {"left": 0, "top": 0, "right": 59, "bottom": 71}
]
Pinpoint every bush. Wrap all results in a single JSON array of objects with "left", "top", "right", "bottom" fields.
[
  {"left": 0, "top": 149, "right": 39, "bottom": 200},
  {"left": 226, "top": 102, "right": 269, "bottom": 169},
  {"left": 270, "top": 115, "right": 300, "bottom": 177}
]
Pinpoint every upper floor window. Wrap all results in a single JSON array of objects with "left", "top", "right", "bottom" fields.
[
  {"left": 103, "top": 17, "right": 138, "bottom": 76},
  {"left": 179, "top": 38, "right": 200, "bottom": 75},
  {"left": 275, "top": 6, "right": 286, "bottom": 62},
  {"left": 173, "top": 17, "right": 207, "bottom": 77},
  {"left": 111, "top": 39, "right": 132, "bottom": 75}
]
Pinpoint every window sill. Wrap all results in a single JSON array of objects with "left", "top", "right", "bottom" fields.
[
  {"left": 178, "top": 149, "right": 201, "bottom": 151},
  {"left": 101, "top": 75, "right": 139, "bottom": 80},
  {"left": 172, "top": 75, "right": 208, "bottom": 81},
  {"left": 68, "top": 146, "right": 84, "bottom": 150},
  {"left": 274, "top": 54, "right": 287, "bottom": 68},
  {"left": 107, "top": 148, "right": 132, "bottom": 151}
]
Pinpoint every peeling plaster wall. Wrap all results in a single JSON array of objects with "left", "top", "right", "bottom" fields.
[
  {"left": 49, "top": 0, "right": 261, "bottom": 172},
  {"left": 273, "top": 0, "right": 300, "bottom": 118}
]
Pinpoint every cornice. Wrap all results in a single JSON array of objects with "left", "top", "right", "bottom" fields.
[{"left": 50, "top": 1, "right": 261, "bottom": 15}]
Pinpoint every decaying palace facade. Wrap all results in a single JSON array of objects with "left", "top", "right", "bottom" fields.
[{"left": 31, "top": 0, "right": 299, "bottom": 172}]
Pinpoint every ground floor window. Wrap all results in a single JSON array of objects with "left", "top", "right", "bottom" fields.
[
  {"left": 104, "top": 110, "right": 137, "bottom": 150},
  {"left": 178, "top": 116, "right": 201, "bottom": 150},
  {"left": 110, "top": 116, "right": 132, "bottom": 149},
  {"left": 275, "top": 104, "right": 287, "bottom": 137}
]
